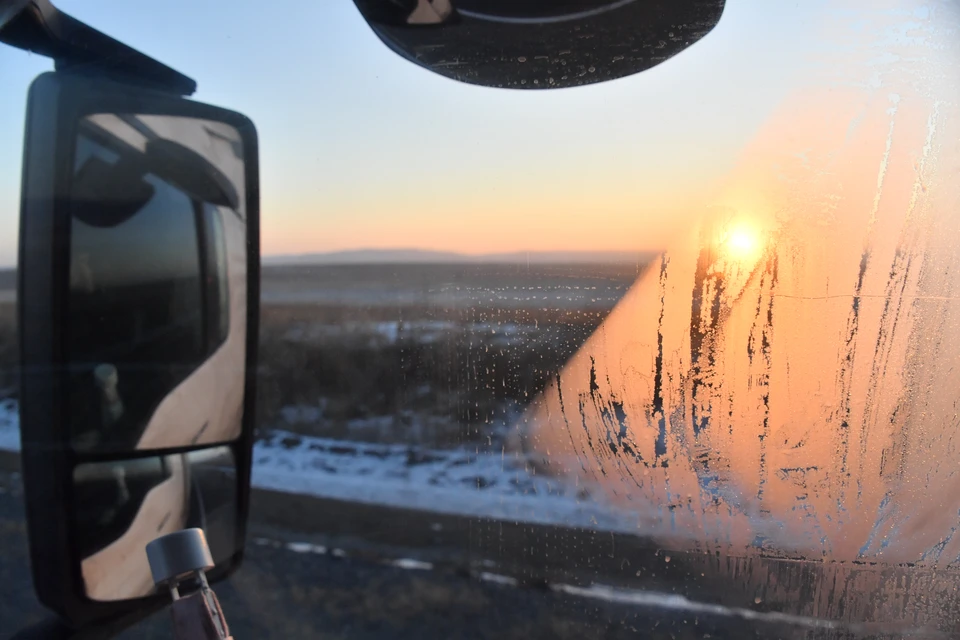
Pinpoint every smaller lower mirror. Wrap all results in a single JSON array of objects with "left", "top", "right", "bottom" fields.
[{"left": 73, "top": 445, "right": 238, "bottom": 602}]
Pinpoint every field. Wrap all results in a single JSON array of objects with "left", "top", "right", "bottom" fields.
[
  {"left": 0, "top": 262, "right": 645, "bottom": 449},
  {"left": 257, "top": 262, "right": 641, "bottom": 447}
]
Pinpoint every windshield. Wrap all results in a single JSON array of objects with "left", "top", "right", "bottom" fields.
[{"left": 2, "top": 0, "right": 959, "bottom": 637}]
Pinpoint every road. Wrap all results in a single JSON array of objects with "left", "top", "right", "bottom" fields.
[{"left": 0, "top": 468, "right": 841, "bottom": 640}]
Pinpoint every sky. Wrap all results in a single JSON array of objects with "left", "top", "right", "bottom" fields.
[{"left": 0, "top": 0, "right": 828, "bottom": 266}]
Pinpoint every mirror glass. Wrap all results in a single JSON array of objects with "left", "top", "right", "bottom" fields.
[
  {"left": 66, "top": 114, "right": 248, "bottom": 453},
  {"left": 74, "top": 445, "right": 239, "bottom": 601},
  {"left": 352, "top": 0, "right": 725, "bottom": 89}
]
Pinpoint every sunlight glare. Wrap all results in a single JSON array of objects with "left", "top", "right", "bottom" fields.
[{"left": 726, "top": 226, "right": 758, "bottom": 260}]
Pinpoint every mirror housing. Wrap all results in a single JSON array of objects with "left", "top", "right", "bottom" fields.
[
  {"left": 352, "top": 0, "right": 726, "bottom": 89},
  {"left": 17, "top": 71, "right": 259, "bottom": 628}
]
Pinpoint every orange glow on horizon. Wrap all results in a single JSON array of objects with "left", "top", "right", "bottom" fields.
[{"left": 259, "top": 157, "right": 715, "bottom": 259}]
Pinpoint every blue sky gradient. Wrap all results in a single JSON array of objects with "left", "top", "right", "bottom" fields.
[{"left": 0, "top": 0, "right": 825, "bottom": 266}]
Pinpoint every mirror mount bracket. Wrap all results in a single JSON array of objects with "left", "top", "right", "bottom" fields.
[{"left": 0, "top": 0, "right": 196, "bottom": 96}]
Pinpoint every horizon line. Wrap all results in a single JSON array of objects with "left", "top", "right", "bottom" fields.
[
  {"left": 263, "top": 247, "right": 662, "bottom": 263},
  {"left": 0, "top": 248, "right": 664, "bottom": 272}
]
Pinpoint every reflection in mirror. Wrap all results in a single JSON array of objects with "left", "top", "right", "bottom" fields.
[
  {"left": 67, "top": 114, "right": 248, "bottom": 453},
  {"left": 74, "top": 446, "right": 238, "bottom": 602},
  {"left": 353, "top": 0, "right": 456, "bottom": 25}
]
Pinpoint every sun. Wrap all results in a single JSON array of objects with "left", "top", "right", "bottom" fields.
[{"left": 725, "top": 224, "right": 761, "bottom": 261}]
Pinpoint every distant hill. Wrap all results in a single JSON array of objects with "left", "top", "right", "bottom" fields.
[
  {"left": 265, "top": 249, "right": 464, "bottom": 265},
  {"left": 263, "top": 248, "right": 659, "bottom": 266}
]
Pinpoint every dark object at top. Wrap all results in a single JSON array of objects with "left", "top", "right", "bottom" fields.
[
  {"left": 0, "top": 0, "right": 196, "bottom": 95},
  {"left": 352, "top": 0, "right": 726, "bottom": 89}
]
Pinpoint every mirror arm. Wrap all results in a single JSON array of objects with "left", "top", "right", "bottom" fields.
[
  {"left": 0, "top": 0, "right": 196, "bottom": 96},
  {"left": 170, "top": 591, "right": 233, "bottom": 640}
]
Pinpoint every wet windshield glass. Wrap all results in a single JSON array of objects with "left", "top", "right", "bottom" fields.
[{"left": 1, "top": 0, "right": 959, "bottom": 637}]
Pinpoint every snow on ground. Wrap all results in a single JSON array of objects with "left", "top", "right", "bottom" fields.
[
  {"left": 390, "top": 558, "right": 433, "bottom": 571},
  {"left": 551, "top": 584, "right": 844, "bottom": 631},
  {"left": 0, "top": 400, "right": 638, "bottom": 533},
  {"left": 251, "top": 429, "right": 640, "bottom": 533}
]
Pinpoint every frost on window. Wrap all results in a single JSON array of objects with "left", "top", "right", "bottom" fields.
[{"left": 514, "top": 1, "right": 960, "bottom": 568}]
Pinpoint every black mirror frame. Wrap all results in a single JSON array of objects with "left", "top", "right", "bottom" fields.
[{"left": 17, "top": 71, "right": 260, "bottom": 629}]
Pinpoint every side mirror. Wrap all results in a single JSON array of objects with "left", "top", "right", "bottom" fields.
[
  {"left": 352, "top": 0, "right": 726, "bottom": 89},
  {"left": 18, "top": 71, "right": 259, "bottom": 627}
]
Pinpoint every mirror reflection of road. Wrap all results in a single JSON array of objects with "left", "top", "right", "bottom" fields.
[{"left": 0, "top": 469, "right": 829, "bottom": 639}]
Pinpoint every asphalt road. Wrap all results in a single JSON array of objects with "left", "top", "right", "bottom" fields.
[{"left": 0, "top": 469, "right": 864, "bottom": 639}]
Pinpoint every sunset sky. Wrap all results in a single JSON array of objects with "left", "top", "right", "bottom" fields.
[{"left": 0, "top": 0, "right": 831, "bottom": 266}]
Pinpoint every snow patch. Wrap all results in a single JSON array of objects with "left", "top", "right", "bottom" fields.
[
  {"left": 390, "top": 558, "right": 433, "bottom": 571},
  {"left": 252, "top": 537, "right": 281, "bottom": 548},
  {"left": 0, "top": 402, "right": 637, "bottom": 535},
  {"left": 285, "top": 541, "right": 328, "bottom": 555},
  {"left": 553, "top": 584, "right": 842, "bottom": 629},
  {"left": 478, "top": 572, "right": 518, "bottom": 586},
  {"left": 251, "top": 429, "right": 640, "bottom": 534}
]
